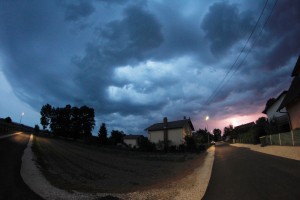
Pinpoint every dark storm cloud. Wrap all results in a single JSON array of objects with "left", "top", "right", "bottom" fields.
[
  {"left": 255, "top": 0, "right": 300, "bottom": 70},
  {"left": 73, "top": 4, "right": 164, "bottom": 115},
  {"left": 63, "top": 1, "right": 95, "bottom": 21},
  {"left": 1, "top": 0, "right": 299, "bottom": 133},
  {"left": 201, "top": 2, "right": 254, "bottom": 56}
]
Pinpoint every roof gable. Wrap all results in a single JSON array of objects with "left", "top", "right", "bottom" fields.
[
  {"left": 291, "top": 56, "right": 300, "bottom": 77},
  {"left": 278, "top": 76, "right": 300, "bottom": 110},
  {"left": 145, "top": 119, "right": 194, "bottom": 131},
  {"left": 262, "top": 91, "right": 287, "bottom": 114}
]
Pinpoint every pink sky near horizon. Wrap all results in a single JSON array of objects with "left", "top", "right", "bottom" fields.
[{"left": 194, "top": 111, "right": 266, "bottom": 134}]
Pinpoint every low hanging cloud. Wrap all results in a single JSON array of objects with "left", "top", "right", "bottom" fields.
[{"left": 0, "top": 0, "right": 299, "bottom": 133}]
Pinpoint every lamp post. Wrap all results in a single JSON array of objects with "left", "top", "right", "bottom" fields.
[
  {"left": 205, "top": 115, "right": 209, "bottom": 147},
  {"left": 20, "top": 112, "right": 24, "bottom": 124}
]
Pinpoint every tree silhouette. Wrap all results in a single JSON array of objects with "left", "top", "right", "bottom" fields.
[
  {"left": 98, "top": 123, "right": 108, "bottom": 145},
  {"left": 40, "top": 104, "right": 52, "bottom": 129},
  {"left": 109, "top": 130, "right": 125, "bottom": 145},
  {"left": 40, "top": 104, "right": 95, "bottom": 139}
]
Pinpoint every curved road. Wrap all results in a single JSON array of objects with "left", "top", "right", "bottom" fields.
[
  {"left": 0, "top": 132, "right": 42, "bottom": 200},
  {"left": 203, "top": 143, "right": 300, "bottom": 200}
]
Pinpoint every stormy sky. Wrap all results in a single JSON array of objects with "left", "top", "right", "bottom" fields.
[{"left": 0, "top": 0, "right": 299, "bottom": 134}]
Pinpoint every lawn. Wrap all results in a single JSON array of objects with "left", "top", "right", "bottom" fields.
[{"left": 32, "top": 135, "right": 205, "bottom": 194}]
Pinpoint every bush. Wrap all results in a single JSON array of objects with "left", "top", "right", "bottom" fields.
[
  {"left": 138, "top": 137, "right": 156, "bottom": 152},
  {"left": 4, "top": 117, "right": 12, "bottom": 123}
]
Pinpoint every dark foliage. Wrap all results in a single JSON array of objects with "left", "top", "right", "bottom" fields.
[
  {"left": 39, "top": 104, "right": 95, "bottom": 139},
  {"left": 109, "top": 130, "right": 125, "bottom": 145},
  {"left": 4, "top": 117, "right": 12, "bottom": 123},
  {"left": 34, "top": 124, "right": 40, "bottom": 134},
  {"left": 98, "top": 123, "right": 108, "bottom": 145},
  {"left": 184, "top": 135, "right": 197, "bottom": 152},
  {"left": 138, "top": 137, "right": 156, "bottom": 152}
]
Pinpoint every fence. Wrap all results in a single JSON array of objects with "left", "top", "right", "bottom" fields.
[{"left": 265, "top": 129, "right": 300, "bottom": 146}]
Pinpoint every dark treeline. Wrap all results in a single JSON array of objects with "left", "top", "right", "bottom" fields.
[{"left": 40, "top": 104, "right": 95, "bottom": 139}]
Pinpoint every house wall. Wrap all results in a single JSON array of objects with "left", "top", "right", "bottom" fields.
[
  {"left": 124, "top": 139, "right": 138, "bottom": 148},
  {"left": 148, "top": 130, "right": 164, "bottom": 144},
  {"left": 287, "top": 99, "right": 300, "bottom": 129},
  {"left": 148, "top": 128, "right": 185, "bottom": 146},
  {"left": 266, "top": 94, "right": 287, "bottom": 119},
  {"left": 168, "top": 128, "right": 184, "bottom": 146}
]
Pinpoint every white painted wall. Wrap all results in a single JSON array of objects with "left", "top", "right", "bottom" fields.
[
  {"left": 266, "top": 94, "right": 287, "bottom": 119},
  {"left": 124, "top": 139, "right": 138, "bottom": 148}
]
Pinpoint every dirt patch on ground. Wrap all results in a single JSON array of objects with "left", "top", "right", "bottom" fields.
[{"left": 28, "top": 135, "right": 214, "bottom": 199}]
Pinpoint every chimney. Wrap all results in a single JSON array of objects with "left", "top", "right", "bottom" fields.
[
  {"left": 183, "top": 116, "right": 186, "bottom": 120},
  {"left": 163, "top": 117, "right": 168, "bottom": 127}
]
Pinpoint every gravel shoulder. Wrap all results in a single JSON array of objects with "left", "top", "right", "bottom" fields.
[
  {"left": 230, "top": 143, "right": 300, "bottom": 161},
  {"left": 21, "top": 135, "right": 215, "bottom": 200}
]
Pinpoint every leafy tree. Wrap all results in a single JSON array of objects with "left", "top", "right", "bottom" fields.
[
  {"left": 98, "top": 123, "right": 108, "bottom": 145},
  {"left": 223, "top": 125, "right": 234, "bottom": 140},
  {"left": 80, "top": 106, "right": 95, "bottom": 137},
  {"left": 4, "top": 117, "right": 12, "bottom": 123},
  {"left": 109, "top": 130, "right": 125, "bottom": 145},
  {"left": 39, "top": 104, "right": 95, "bottom": 139},
  {"left": 256, "top": 117, "right": 268, "bottom": 137},
  {"left": 138, "top": 137, "right": 156, "bottom": 152},
  {"left": 184, "top": 135, "right": 197, "bottom": 152},
  {"left": 193, "top": 128, "right": 213, "bottom": 144},
  {"left": 34, "top": 124, "right": 40, "bottom": 134},
  {"left": 213, "top": 128, "right": 222, "bottom": 141},
  {"left": 40, "top": 104, "right": 52, "bottom": 129}
]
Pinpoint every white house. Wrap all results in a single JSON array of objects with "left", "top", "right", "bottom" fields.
[
  {"left": 278, "top": 55, "right": 300, "bottom": 130},
  {"left": 145, "top": 117, "right": 194, "bottom": 148},
  {"left": 123, "top": 135, "right": 143, "bottom": 148},
  {"left": 262, "top": 91, "right": 287, "bottom": 119},
  {"left": 262, "top": 91, "right": 290, "bottom": 132}
]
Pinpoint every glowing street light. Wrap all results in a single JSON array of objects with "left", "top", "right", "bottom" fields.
[
  {"left": 205, "top": 115, "right": 210, "bottom": 147},
  {"left": 20, "top": 112, "right": 25, "bottom": 124}
]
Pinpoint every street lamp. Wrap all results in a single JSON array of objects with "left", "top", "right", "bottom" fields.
[
  {"left": 20, "top": 112, "right": 24, "bottom": 124},
  {"left": 205, "top": 115, "right": 209, "bottom": 147}
]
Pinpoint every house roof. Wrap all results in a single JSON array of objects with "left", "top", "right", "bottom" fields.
[
  {"left": 145, "top": 118, "right": 194, "bottom": 131},
  {"left": 234, "top": 122, "right": 255, "bottom": 130},
  {"left": 262, "top": 91, "right": 287, "bottom": 114},
  {"left": 124, "top": 135, "right": 144, "bottom": 139},
  {"left": 291, "top": 56, "right": 300, "bottom": 77},
  {"left": 278, "top": 76, "right": 300, "bottom": 111}
]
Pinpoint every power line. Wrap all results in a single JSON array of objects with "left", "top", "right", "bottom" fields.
[{"left": 205, "top": 0, "right": 271, "bottom": 105}]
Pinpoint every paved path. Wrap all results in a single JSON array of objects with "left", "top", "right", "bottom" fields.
[
  {"left": 203, "top": 143, "right": 300, "bottom": 200},
  {"left": 0, "top": 132, "right": 43, "bottom": 200}
]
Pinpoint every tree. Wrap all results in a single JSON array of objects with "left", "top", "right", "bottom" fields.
[
  {"left": 4, "top": 117, "right": 12, "bottom": 123},
  {"left": 80, "top": 106, "right": 95, "bottom": 138},
  {"left": 109, "top": 130, "right": 125, "bottom": 145},
  {"left": 40, "top": 104, "right": 52, "bottom": 130},
  {"left": 256, "top": 117, "right": 268, "bottom": 137},
  {"left": 34, "top": 124, "right": 40, "bottom": 134},
  {"left": 98, "top": 123, "right": 108, "bottom": 145},
  {"left": 223, "top": 125, "right": 234, "bottom": 140},
  {"left": 40, "top": 104, "right": 95, "bottom": 139},
  {"left": 213, "top": 128, "right": 222, "bottom": 141},
  {"left": 184, "top": 135, "right": 197, "bottom": 152}
]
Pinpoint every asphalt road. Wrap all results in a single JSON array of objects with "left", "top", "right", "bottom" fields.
[
  {"left": 0, "top": 133, "right": 43, "bottom": 200},
  {"left": 203, "top": 143, "right": 300, "bottom": 200}
]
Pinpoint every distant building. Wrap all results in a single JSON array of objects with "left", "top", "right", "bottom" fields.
[
  {"left": 278, "top": 56, "right": 300, "bottom": 130},
  {"left": 123, "top": 135, "right": 144, "bottom": 148},
  {"left": 234, "top": 122, "right": 256, "bottom": 133},
  {"left": 145, "top": 117, "right": 194, "bottom": 149}
]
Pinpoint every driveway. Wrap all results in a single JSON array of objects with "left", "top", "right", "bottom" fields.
[
  {"left": 203, "top": 143, "right": 300, "bottom": 200},
  {"left": 0, "top": 132, "right": 42, "bottom": 200}
]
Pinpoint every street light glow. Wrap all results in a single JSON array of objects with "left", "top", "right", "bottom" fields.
[{"left": 205, "top": 115, "right": 209, "bottom": 121}]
